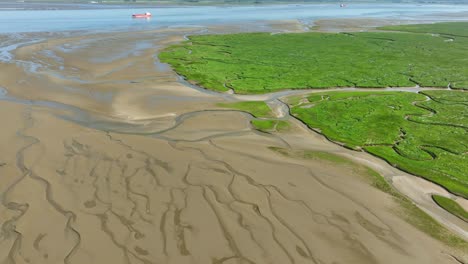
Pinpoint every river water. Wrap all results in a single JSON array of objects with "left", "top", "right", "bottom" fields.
[{"left": 1, "top": 3, "right": 468, "bottom": 33}]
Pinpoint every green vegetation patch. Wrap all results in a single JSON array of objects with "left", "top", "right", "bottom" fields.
[
  {"left": 269, "top": 147, "right": 468, "bottom": 249},
  {"left": 289, "top": 90, "right": 468, "bottom": 198},
  {"left": 160, "top": 22, "right": 468, "bottom": 93},
  {"left": 433, "top": 195, "right": 468, "bottom": 222},
  {"left": 251, "top": 119, "right": 290, "bottom": 132},
  {"left": 217, "top": 101, "right": 274, "bottom": 118}
]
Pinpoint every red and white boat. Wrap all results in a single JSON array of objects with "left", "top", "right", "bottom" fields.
[{"left": 132, "top": 12, "right": 152, "bottom": 18}]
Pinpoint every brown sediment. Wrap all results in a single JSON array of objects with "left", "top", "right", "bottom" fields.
[
  {"left": 0, "top": 21, "right": 466, "bottom": 264},
  {"left": 311, "top": 18, "right": 423, "bottom": 32}
]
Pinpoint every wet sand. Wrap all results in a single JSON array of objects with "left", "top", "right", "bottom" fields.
[{"left": 0, "top": 20, "right": 467, "bottom": 264}]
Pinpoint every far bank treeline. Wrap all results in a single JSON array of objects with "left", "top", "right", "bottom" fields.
[
  {"left": 160, "top": 22, "right": 468, "bottom": 94},
  {"left": 160, "top": 22, "right": 468, "bottom": 200}
]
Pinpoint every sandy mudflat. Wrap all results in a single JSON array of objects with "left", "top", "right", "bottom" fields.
[{"left": 0, "top": 21, "right": 467, "bottom": 264}]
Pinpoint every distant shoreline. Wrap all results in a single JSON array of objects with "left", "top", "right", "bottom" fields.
[{"left": 1, "top": 1, "right": 468, "bottom": 11}]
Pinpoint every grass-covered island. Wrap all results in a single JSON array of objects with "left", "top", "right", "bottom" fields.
[
  {"left": 216, "top": 101, "right": 290, "bottom": 132},
  {"left": 160, "top": 22, "right": 468, "bottom": 93},
  {"left": 289, "top": 90, "right": 468, "bottom": 199}
]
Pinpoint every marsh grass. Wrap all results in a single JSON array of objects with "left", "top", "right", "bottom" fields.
[
  {"left": 289, "top": 90, "right": 468, "bottom": 198},
  {"left": 432, "top": 195, "right": 468, "bottom": 223},
  {"left": 216, "top": 101, "right": 274, "bottom": 118},
  {"left": 160, "top": 23, "right": 468, "bottom": 93},
  {"left": 251, "top": 119, "right": 290, "bottom": 132}
]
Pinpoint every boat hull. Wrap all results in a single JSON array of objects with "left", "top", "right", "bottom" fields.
[{"left": 132, "top": 13, "right": 152, "bottom": 18}]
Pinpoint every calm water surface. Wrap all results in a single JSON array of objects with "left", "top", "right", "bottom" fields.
[{"left": 0, "top": 4, "right": 468, "bottom": 33}]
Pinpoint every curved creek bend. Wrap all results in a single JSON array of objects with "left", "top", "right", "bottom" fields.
[{"left": 0, "top": 19, "right": 467, "bottom": 264}]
